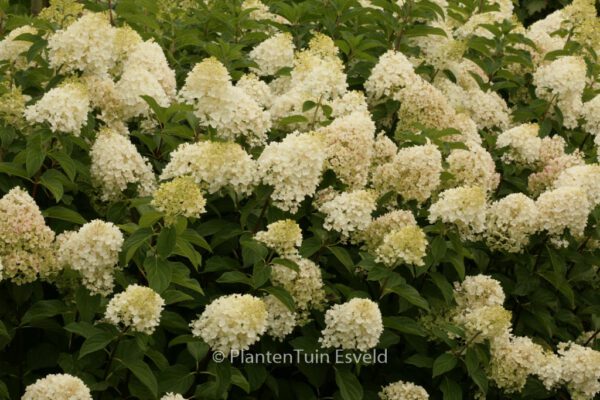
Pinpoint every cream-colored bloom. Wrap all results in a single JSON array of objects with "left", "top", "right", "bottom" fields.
[
  {"left": 271, "top": 256, "right": 326, "bottom": 321},
  {"left": 179, "top": 58, "right": 271, "bottom": 146},
  {"left": 257, "top": 132, "right": 327, "bottom": 212},
  {"left": 379, "top": 380, "right": 429, "bottom": 400},
  {"left": 22, "top": 374, "right": 92, "bottom": 400},
  {"left": 374, "top": 144, "right": 443, "bottom": 203},
  {"left": 90, "top": 128, "right": 156, "bottom": 201},
  {"left": 453, "top": 275, "right": 505, "bottom": 311},
  {"left": 0, "top": 25, "right": 37, "bottom": 68},
  {"left": 533, "top": 56, "right": 586, "bottom": 129},
  {"left": 190, "top": 294, "right": 268, "bottom": 355},
  {"left": 318, "top": 111, "right": 375, "bottom": 189},
  {"left": 255, "top": 220, "right": 302, "bottom": 257},
  {"left": 428, "top": 186, "right": 487, "bottom": 240},
  {"left": 485, "top": 194, "right": 539, "bottom": 253},
  {"left": 104, "top": 285, "right": 165, "bottom": 334},
  {"left": 264, "top": 295, "right": 297, "bottom": 341},
  {"left": 47, "top": 12, "right": 118, "bottom": 75},
  {"left": 24, "top": 82, "right": 90, "bottom": 136},
  {"left": 249, "top": 32, "right": 295, "bottom": 76},
  {"left": 0, "top": 187, "right": 58, "bottom": 284},
  {"left": 496, "top": 123, "right": 541, "bottom": 166},
  {"left": 358, "top": 210, "right": 417, "bottom": 252},
  {"left": 58, "top": 220, "right": 123, "bottom": 296},
  {"left": 375, "top": 225, "right": 428, "bottom": 267},
  {"left": 536, "top": 186, "right": 591, "bottom": 240},
  {"left": 318, "top": 190, "right": 377, "bottom": 239},
  {"left": 319, "top": 298, "right": 383, "bottom": 351},
  {"left": 160, "top": 141, "right": 257, "bottom": 196},
  {"left": 151, "top": 177, "right": 206, "bottom": 225},
  {"left": 558, "top": 342, "right": 600, "bottom": 400},
  {"left": 447, "top": 143, "right": 499, "bottom": 193}
]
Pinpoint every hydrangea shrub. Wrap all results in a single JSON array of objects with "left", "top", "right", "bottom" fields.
[{"left": 0, "top": 0, "right": 599, "bottom": 399}]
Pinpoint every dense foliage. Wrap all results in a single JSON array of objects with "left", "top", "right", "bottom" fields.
[{"left": 0, "top": 0, "right": 599, "bottom": 399}]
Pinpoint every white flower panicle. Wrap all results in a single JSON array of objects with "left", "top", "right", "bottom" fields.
[
  {"left": 257, "top": 132, "right": 327, "bottom": 212},
  {"left": 553, "top": 164, "right": 600, "bottom": 207},
  {"left": 428, "top": 186, "right": 488, "bottom": 240},
  {"left": 485, "top": 194, "right": 539, "bottom": 253},
  {"left": 104, "top": 285, "right": 165, "bottom": 334},
  {"left": 359, "top": 210, "right": 417, "bottom": 252},
  {"left": 179, "top": 58, "right": 271, "bottom": 146},
  {"left": 22, "top": 374, "right": 92, "bottom": 400},
  {"left": 0, "top": 187, "right": 58, "bottom": 284},
  {"left": 496, "top": 123, "right": 541, "bottom": 166},
  {"left": 319, "top": 298, "right": 383, "bottom": 351},
  {"left": 236, "top": 73, "right": 273, "bottom": 108},
  {"left": 123, "top": 40, "right": 177, "bottom": 99},
  {"left": 190, "top": 294, "right": 268, "bottom": 355},
  {"left": 375, "top": 225, "right": 428, "bottom": 267},
  {"left": 58, "top": 220, "right": 124, "bottom": 296},
  {"left": 582, "top": 95, "right": 600, "bottom": 137},
  {"left": 151, "top": 176, "right": 207, "bottom": 225},
  {"left": 536, "top": 186, "right": 591, "bottom": 241},
  {"left": 447, "top": 143, "right": 500, "bottom": 193},
  {"left": 533, "top": 56, "right": 587, "bottom": 129},
  {"left": 255, "top": 220, "right": 302, "bottom": 257},
  {"left": 160, "top": 141, "right": 257, "bottom": 196},
  {"left": 453, "top": 275, "right": 506, "bottom": 311},
  {"left": 329, "top": 90, "right": 370, "bottom": 118},
  {"left": 114, "top": 66, "right": 171, "bottom": 120},
  {"left": 365, "top": 50, "right": 417, "bottom": 100},
  {"left": 374, "top": 143, "right": 443, "bottom": 203},
  {"left": 318, "top": 111, "right": 375, "bottom": 189},
  {"left": 0, "top": 25, "right": 37, "bottom": 67},
  {"left": 488, "top": 335, "right": 549, "bottom": 393},
  {"left": 160, "top": 394, "right": 186, "bottom": 400},
  {"left": 264, "top": 295, "right": 297, "bottom": 341},
  {"left": 558, "top": 342, "right": 600, "bottom": 400},
  {"left": 249, "top": 32, "right": 295, "bottom": 76},
  {"left": 90, "top": 128, "right": 156, "bottom": 201},
  {"left": 24, "top": 82, "right": 90, "bottom": 136},
  {"left": 47, "top": 12, "right": 118, "bottom": 75},
  {"left": 318, "top": 190, "right": 377, "bottom": 239},
  {"left": 456, "top": 304, "right": 512, "bottom": 342},
  {"left": 271, "top": 256, "right": 326, "bottom": 320},
  {"left": 379, "top": 380, "right": 429, "bottom": 400}
]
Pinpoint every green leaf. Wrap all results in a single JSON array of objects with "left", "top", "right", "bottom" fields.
[
  {"left": 0, "top": 162, "right": 30, "bottom": 180},
  {"left": 328, "top": 246, "right": 354, "bottom": 271},
  {"left": 157, "top": 226, "right": 177, "bottom": 258},
  {"left": 79, "top": 331, "right": 114, "bottom": 359},
  {"left": 42, "top": 206, "right": 87, "bottom": 225},
  {"left": 261, "top": 286, "right": 295, "bottom": 312},
  {"left": 382, "top": 316, "right": 426, "bottom": 336},
  {"left": 217, "top": 271, "right": 252, "bottom": 286},
  {"left": 121, "top": 358, "right": 158, "bottom": 398},
  {"left": 40, "top": 170, "right": 64, "bottom": 202},
  {"left": 432, "top": 353, "right": 457, "bottom": 378},
  {"left": 390, "top": 284, "right": 430, "bottom": 311},
  {"left": 187, "top": 340, "right": 210, "bottom": 362},
  {"left": 26, "top": 134, "right": 45, "bottom": 177},
  {"left": 64, "top": 322, "right": 102, "bottom": 339},
  {"left": 123, "top": 228, "right": 153, "bottom": 264},
  {"left": 174, "top": 237, "right": 202, "bottom": 270},
  {"left": 272, "top": 257, "right": 300, "bottom": 273},
  {"left": 440, "top": 377, "right": 462, "bottom": 400},
  {"left": 144, "top": 256, "right": 173, "bottom": 293},
  {"left": 334, "top": 367, "right": 363, "bottom": 400},
  {"left": 20, "top": 300, "right": 66, "bottom": 325}
]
